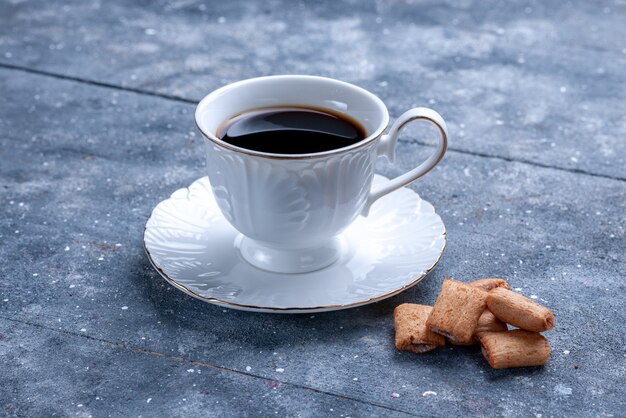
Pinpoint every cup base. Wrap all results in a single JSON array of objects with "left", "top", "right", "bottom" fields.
[{"left": 236, "top": 235, "right": 343, "bottom": 274}]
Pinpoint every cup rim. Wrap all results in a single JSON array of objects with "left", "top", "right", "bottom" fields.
[{"left": 195, "top": 75, "right": 390, "bottom": 160}]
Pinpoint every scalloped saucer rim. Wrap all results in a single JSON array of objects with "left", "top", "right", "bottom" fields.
[{"left": 143, "top": 175, "right": 446, "bottom": 313}]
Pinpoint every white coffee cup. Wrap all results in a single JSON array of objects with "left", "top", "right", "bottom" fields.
[{"left": 195, "top": 75, "right": 448, "bottom": 274}]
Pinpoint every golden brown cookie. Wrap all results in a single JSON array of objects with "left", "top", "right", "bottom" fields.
[
  {"left": 470, "top": 278, "right": 511, "bottom": 292},
  {"left": 479, "top": 330, "right": 551, "bottom": 369},
  {"left": 426, "top": 278, "right": 489, "bottom": 344},
  {"left": 487, "top": 287, "right": 555, "bottom": 332},
  {"left": 475, "top": 309, "right": 508, "bottom": 336},
  {"left": 394, "top": 304, "right": 445, "bottom": 353}
]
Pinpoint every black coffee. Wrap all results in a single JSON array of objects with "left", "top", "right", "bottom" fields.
[{"left": 217, "top": 107, "right": 367, "bottom": 154}]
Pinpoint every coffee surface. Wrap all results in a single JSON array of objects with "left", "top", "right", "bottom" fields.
[{"left": 217, "top": 107, "right": 366, "bottom": 154}]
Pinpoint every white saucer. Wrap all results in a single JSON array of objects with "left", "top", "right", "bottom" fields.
[{"left": 144, "top": 175, "right": 446, "bottom": 313}]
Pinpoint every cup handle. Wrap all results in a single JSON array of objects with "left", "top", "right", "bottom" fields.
[{"left": 362, "top": 107, "right": 448, "bottom": 216}]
